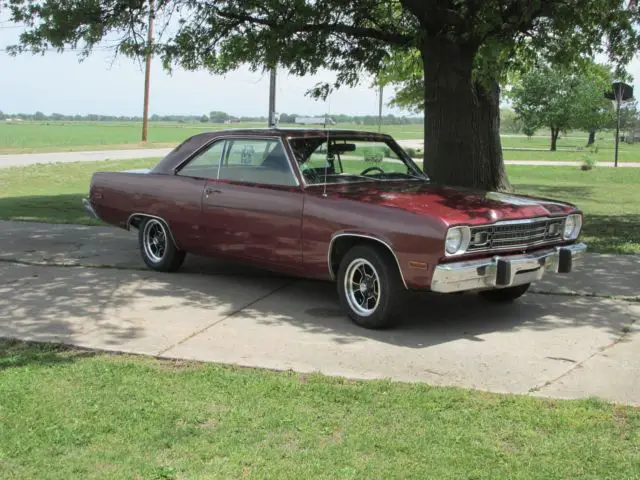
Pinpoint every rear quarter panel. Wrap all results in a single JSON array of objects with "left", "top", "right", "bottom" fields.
[
  {"left": 90, "top": 171, "right": 206, "bottom": 251},
  {"left": 302, "top": 195, "right": 447, "bottom": 289}
]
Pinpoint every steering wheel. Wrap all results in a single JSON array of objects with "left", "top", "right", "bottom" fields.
[{"left": 360, "top": 166, "right": 385, "bottom": 176}]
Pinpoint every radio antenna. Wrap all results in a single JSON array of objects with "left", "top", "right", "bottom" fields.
[{"left": 322, "top": 91, "right": 331, "bottom": 198}]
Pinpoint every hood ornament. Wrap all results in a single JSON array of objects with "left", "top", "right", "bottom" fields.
[{"left": 487, "top": 210, "right": 498, "bottom": 221}]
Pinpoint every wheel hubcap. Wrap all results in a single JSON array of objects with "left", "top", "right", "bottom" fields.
[
  {"left": 344, "top": 258, "right": 381, "bottom": 317},
  {"left": 143, "top": 219, "right": 167, "bottom": 263}
]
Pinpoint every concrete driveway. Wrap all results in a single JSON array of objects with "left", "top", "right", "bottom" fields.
[{"left": 0, "top": 221, "right": 638, "bottom": 405}]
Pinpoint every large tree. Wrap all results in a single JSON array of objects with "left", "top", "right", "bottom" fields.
[{"left": 4, "top": 0, "right": 640, "bottom": 190}]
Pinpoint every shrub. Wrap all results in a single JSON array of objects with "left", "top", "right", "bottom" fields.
[
  {"left": 405, "top": 147, "right": 424, "bottom": 159},
  {"left": 580, "top": 155, "right": 597, "bottom": 171},
  {"left": 362, "top": 147, "right": 383, "bottom": 163}
]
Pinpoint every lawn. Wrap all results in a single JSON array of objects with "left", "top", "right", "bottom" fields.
[
  {"left": 2, "top": 121, "right": 640, "bottom": 162},
  {"left": 1, "top": 339, "right": 638, "bottom": 479},
  {"left": 0, "top": 121, "right": 425, "bottom": 152},
  {"left": 0, "top": 159, "right": 637, "bottom": 254}
]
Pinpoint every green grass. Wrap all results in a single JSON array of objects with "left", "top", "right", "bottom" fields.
[
  {"left": 1, "top": 339, "right": 638, "bottom": 479},
  {"left": 510, "top": 167, "right": 640, "bottom": 254},
  {"left": 0, "top": 159, "right": 637, "bottom": 254},
  {"left": 0, "top": 121, "right": 425, "bottom": 152},
  {"left": 0, "top": 158, "right": 160, "bottom": 224},
  {"left": 3, "top": 121, "right": 640, "bottom": 162}
]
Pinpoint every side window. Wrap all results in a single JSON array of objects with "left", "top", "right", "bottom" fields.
[
  {"left": 177, "top": 140, "right": 224, "bottom": 178},
  {"left": 218, "top": 138, "right": 297, "bottom": 186}
]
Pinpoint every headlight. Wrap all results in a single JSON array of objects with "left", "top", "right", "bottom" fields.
[
  {"left": 445, "top": 226, "right": 471, "bottom": 256},
  {"left": 563, "top": 214, "right": 582, "bottom": 240}
]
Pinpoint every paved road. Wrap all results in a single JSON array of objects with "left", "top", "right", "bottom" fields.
[
  {"left": 0, "top": 220, "right": 638, "bottom": 405},
  {"left": 0, "top": 148, "right": 173, "bottom": 168},
  {"left": 2, "top": 143, "right": 640, "bottom": 168}
]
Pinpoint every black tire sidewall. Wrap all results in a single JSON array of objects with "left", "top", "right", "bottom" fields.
[
  {"left": 336, "top": 244, "right": 401, "bottom": 329},
  {"left": 138, "top": 217, "right": 185, "bottom": 272}
]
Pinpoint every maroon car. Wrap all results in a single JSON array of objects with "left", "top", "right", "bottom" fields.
[{"left": 83, "top": 128, "right": 587, "bottom": 328}]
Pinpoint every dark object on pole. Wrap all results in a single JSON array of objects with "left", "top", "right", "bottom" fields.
[
  {"left": 141, "top": 0, "right": 154, "bottom": 142},
  {"left": 604, "top": 82, "right": 634, "bottom": 167},
  {"left": 268, "top": 68, "right": 277, "bottom": 127}
]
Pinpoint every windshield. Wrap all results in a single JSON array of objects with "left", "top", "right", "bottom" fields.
[{"left": 287, "top": 136, "right": 428, "bottom": 185}]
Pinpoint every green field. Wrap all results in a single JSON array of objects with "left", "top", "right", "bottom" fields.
[
  {"left": 0, "top": 121, "right": 424, "bottom": 152},
  {"left": 1, "top": 121, "right": 639, "bottom": 162},
  {"left": 0, "top": 159, "right": 637, "bottom": 254},
  {"left": 1, "top": 339, "right": 638, "bottom": 479}
]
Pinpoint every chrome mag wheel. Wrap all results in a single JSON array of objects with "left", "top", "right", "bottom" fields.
[
  {"left": 344, "top": 258, "right": 381, "bottom": 317},
  {"left": 142, "top": 218, "right": 167, "bottom": 263}
]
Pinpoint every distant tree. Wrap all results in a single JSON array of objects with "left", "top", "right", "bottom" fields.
[
  {"left": 209, "top": 111, "right": 230, "bottom": 123},
  {"left": 278, "top": 113, "right": 296, "bottom": 124},
  {"left": 33, "top": 111, "right": 45, "bottom": 121},
  {"left": 571, "top": 63, "right": 615, "bottom": 145},
  {"left": 0, "top": 110, "right": 5, "bottom": 120},
  {"left": 522, "top": 123, "right": 537, "bottom": 140},
  {"left": 618, "top": 100, "right": 640, "bottom": 132},
  {"left": 509, "top": 65, "right": 577, "bottom": 151},
  {"left": 500, "top": 108, "right": 523, "bottom": 134},
  {"left": 509, "top": 60, "right": 614, "bottom": 150}
]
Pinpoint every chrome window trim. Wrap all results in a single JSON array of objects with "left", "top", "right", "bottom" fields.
[
  {"left": 174, "top": 135, "right": 301, "bottom": 187},
  {"left": 327, "top": 233, "right": 408, "bottom": 289},
  {"left": 174, "top": 137, "right": 226, "bottom": 176},
  {"left": 284, "top": 135, "right": 428, "bottom": 188},
  {"left": 219, "top": 136, "right": 300, "bottom": 187}
]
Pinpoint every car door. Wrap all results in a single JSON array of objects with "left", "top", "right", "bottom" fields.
[
  {"left": 172, "top": 138, "right": 226, "bottom": 254},
  {"left": 200, "top": 136, "right": 304, "bottom": 272}
]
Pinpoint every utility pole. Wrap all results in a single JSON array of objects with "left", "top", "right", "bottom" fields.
[
  {"left": 141, "top": 0, "right": 155, "bottom": 142},
  {"left": 268, "top": 67, "right": 277, "bottom": 127},
  {"left": 615, "top": 85, "right": 621, "bottom": 168},
  {"left": 378, "top": 84, "right": 383, "bottom": 132}
]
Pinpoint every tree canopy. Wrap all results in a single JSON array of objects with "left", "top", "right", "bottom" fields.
[{"left": 4, "top": 1, "right": 640, "bottom": 190}]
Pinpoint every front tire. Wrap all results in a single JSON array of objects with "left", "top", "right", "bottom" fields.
[
  {"left": 138, "top": 217, "right": 186, "bottom": 272},
  {"left": 337, "top": 244, "right": 403, "bottom": 329},
  {"left": 479, "top": 283, "right": 530, "bottom": 302}
]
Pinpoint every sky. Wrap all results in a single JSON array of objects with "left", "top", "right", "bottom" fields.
[
  {"left": 0, "top": 21, "right": 404, "bottom": 118},
  {"left": 2, "top": 19, "right": 640, "bottom": 118}
]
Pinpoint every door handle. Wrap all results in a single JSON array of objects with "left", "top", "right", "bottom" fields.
[{"left": 205, "top": 187, "right": 222, "bottom": 196}]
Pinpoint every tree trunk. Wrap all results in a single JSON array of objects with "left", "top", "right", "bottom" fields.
[
  {"left": 586, "top": 130, "right": 596, "bottom": 146},
  {"left": 421, "top": 37, "right": 510, "bottom": 191},
  {"left": 550, "top": 127, "right": 559, "bottom": 151}
]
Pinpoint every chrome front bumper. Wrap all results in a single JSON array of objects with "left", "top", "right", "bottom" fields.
[
  {"left": 82, "top": 198, "right": 99, "bottom": 220},
  {"left": 430, "top": 242, "right": 587, "bottom": 293}
]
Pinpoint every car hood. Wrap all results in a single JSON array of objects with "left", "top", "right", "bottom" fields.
[{"left": 314, "top": 181, "right": 577, "bottom": 226}]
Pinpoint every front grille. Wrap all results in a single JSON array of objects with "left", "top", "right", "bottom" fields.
[{"left": 468, "top": 217, "right": 565, "bottom": 252}]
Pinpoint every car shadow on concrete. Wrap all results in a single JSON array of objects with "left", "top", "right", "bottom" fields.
[
  {"left": 241, "top": 278, "right": 634, "bottom": 350},
  {"left": 2, "top": 252, "right": 633, "bottom": 356}
]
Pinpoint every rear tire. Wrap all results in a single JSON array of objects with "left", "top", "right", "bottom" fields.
[
  {"left": 138, "top": 217, "right": 186, "bottom": 272},
  {"left": 336, "top": 244, "right": 404, "bottom": 329},
  {"left": 479, "top": 283, "right": 530, "bottom": 302}
]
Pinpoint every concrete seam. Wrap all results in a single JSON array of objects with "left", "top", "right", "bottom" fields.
[
  {"left": 528, "top": 317, "right": 637, "bottom": 394},
  {"left": 155, "top": 279, "right": 296, "bottom": 357}
]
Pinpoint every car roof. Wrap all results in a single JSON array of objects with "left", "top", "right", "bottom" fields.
[
  {"left": 150, "top": 127, "right": 395, "bottom": 174},
  {"left": 191, "top": 127, "right": 391, "bottom": 139}
]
